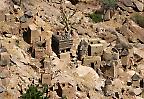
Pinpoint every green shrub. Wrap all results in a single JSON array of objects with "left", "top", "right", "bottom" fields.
[
  {"left": 21, "top": 84, "right": 49, "bottom": 99},
  {"left": 21, "top": 85, "right": 43, "bottom": 99},
  {"left": 102, "top": 0, "right": 117, "bottom": 10},
  {"left": 131, "top": 13, "right": 144, "bottom": 28},
  {"left": 89, "top": 12, "right": 103, "bottom": 23},
  {"left": 62, "top": 95, "right": 67, "bottom": 99},
  {"left": 42, "top": 84, "right": 48, "bottom": 93}
]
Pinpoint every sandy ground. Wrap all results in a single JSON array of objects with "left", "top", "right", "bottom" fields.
[{"left": 0, "top": 0, "right": 9, "bottom": 10}]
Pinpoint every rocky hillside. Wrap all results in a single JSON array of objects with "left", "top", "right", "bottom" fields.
[{"left": 1, "top": 0, "right": 144, "bottom": 99}]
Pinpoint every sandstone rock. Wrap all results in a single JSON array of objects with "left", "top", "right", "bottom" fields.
[
  {"left": 24, "top": 10, "right": 33, "bottom": 18},
  {"left": 136, "top": 96, "right": 143, "bottom": 99},
  {"left": 120, "top": 0, "right": 134, "bottom": 7},
  {"left": 69, "top": 11, "right": 83, "bottom": 24},
  {"left": 19, "top": 15, "right": 27, "bottom": 23},
  {"left": 5, "top": 34, "right": 12, "bottom": 38},
  {"left": 98, "top": 32, "right": 117, "bottom": 43},
  {"left": 127, "top": 70, "right": 136, "bottom": 76},
  {"left": 117, "top": 3, "right": 134, "bottom": 12},
  {"left": 118, "top": 25, "right": 137, "bottom": 43},
  {"left": 131, "top": 73, "right": 140, "bottom": 81},
  {"left": 13, "top": 5, "right": 20, "bottom": 10},
  {"left": 104, "top": 10, "right": 111, "bottom": 21},
  {"left": 121, "top": 49, "right": 129, "bottom": 56},
  {"left": 12, "top": 0, "right": 21, "bottom": 5},
  {"left": 116, "top": 32, "right": 130, "bottom": 49},
  {"left": 9, "top": 46, "right": 30, "bottom": 64},
  {"left": 134, "top": 0, "right": 144, "bottom": 11},
  {"left": 0, "top": 73, "right": 6, "bottom": 79},
  {"left": 103, "top": 48, "right": 113, "bottom": 61},
  {"left": 0, "top": 48, "right": 7, "bottom": 53},
  {"left": 133, "top": 47, "right": 144, "bottom": 60},
  {"left": 0, "top": 86, "right": 6, "bottom": 93},
  {"left": 133, "top": 88, "right": 142, "bottom": 95}
]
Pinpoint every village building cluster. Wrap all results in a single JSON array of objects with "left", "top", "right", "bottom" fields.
[{"left": 1, "top": 0, "right": 144, "bottom": 98}]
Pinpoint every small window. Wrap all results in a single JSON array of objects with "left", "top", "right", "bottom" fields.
[
  {"left": 88, "top": 45, "right": 91, "bottom": 56},
  {"left": 62, "top": 84, "right": 65, "bottom": 87},
  {"left": 61, "top": 50, "right": 65, "bottom": 53},
  {"left": 66, "top": 48, "right": 70, "bottom": 52},
  {"left": 57, "top": 32, "right": 59, "bottom": 35},
  {"left": 68, "top": 0, "right": 79, "bottom": 5},
  {"left": 41, "top": 27, "right": 44, "bottom": 31}
]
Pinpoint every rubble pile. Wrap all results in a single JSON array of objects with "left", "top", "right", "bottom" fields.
[{"left": 1, "top": 0, "right": 144, "bottom": 99}]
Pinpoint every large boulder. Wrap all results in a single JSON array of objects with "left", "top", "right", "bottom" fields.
[
  {"left": 134, "top": 0, "right": 144, "bottom": 12},
  {"left": 12, "top": 0, "right": 21, "bottom": 5},
  {"left": 104, "top": 10, "right": 111, "bottom": 21},
  {"left": 0, "top": 86, "right": 6, "bottom": 93},
  {"left": 129, "top": 22, "right": 144, "bottom": 43},
  {"left": 120, "top": 0, "right": 134, "bottom": 7},
  {"left": 117, "top": 2, "right": 134, "bottom": 12},
  {"left": 118, "top": 25, "right": 137, "bottom": 42}
]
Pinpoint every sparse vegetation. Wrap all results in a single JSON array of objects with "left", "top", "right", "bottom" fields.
[
  {"left": 89, "top": 12, "right": 103, "bottom": 23},
  {"left": 131, "top": 13, "right": 144, "bottom": 28},
  {"left": 15, "top": 40, "right": 20, "bottom": 47},
  {"left": 62, "top": 95, "right": 67, "bottom": 99},
  {"left": 21, "top": 84, "right": 49, "bottom": 99},
  {"left": 101, "top": 0, "right": 117, "bottom": 10}
]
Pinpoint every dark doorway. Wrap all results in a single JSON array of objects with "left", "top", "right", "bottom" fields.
[
  {"left": 91, "top": 63, "right": 94, "bottom": 69},
  {"left": 88, "top": 45, "right": 91, "bottom": 56},
  {"left": 23, "top": 28, "right": 31, "bottom": 44},
  {"left": 68, "top": 0, "right": 79, "bottom": 5}
]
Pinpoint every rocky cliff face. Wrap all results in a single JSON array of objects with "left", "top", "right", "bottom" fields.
[{"left": 1, "top": 0, "right": 144, "bottom": 99}]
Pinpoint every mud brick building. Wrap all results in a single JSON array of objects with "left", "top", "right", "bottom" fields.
[
  {"left": 41, "top": 57, "right": 52, "bottom": 85},
  {"left": 78, "top": 38, "right": 104, "bottom": 68},
  {"left": 78, "top": 38, "right": 118, "bottom": 78},
  {"left": 23, "top": 24, "right": 52, "bottom": 60},
  {"left": 52, "top": 31, "right": 73, "bottom": 58}
]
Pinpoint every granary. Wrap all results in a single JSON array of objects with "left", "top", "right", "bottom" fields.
[
  {"left": 88, "top": 38, "right": 104, "bottom": 56},
  {"left": 60, "top": 83, "right": 76, "bottom": 99},
  {"left": 100, "top": 60, "right": 117, "bottom": 78},
  {"left": 0, "top": 46, "right": 10, "bottom": 66},
  {"left": 52, "top": 31, "right": 73, "bottom": 58},
  {"left": 101, "top": 47, "right": 119, "bottom": 78},
  {"left": 41, "top": 73, "right": 52, "bottom": 85},
  {"left": 41, "top": 57, "right": 52, "bottom": 85},
  {"left": 131, "top": 73, "right": 141, "bottom": 88}
]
